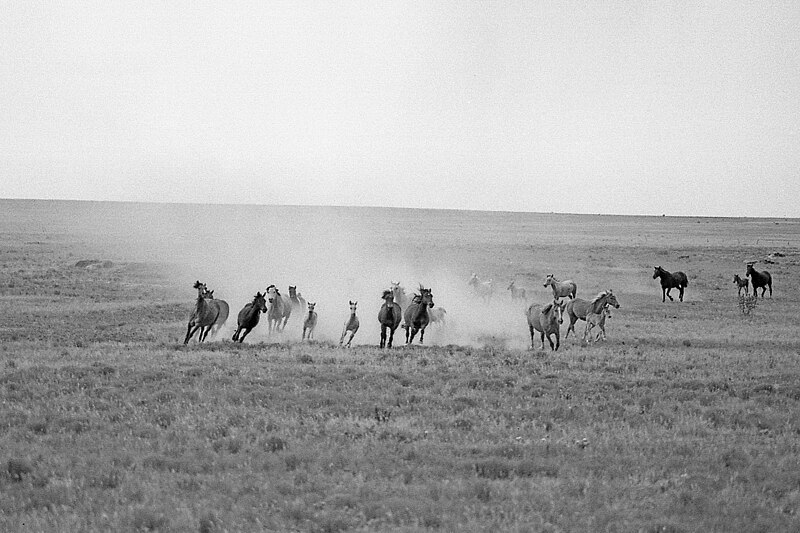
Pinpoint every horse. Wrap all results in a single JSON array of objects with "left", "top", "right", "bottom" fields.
[
  {"left": 507, "top": 281, "right": 527, "bottom": 301},
  {"left": 339, "top": 301, "right": 359, "bottom": 347},
  {"left": 201, "top": 287, "right": 229, "bottom": 340},
  {"left": 288, "top": 286, "right": 307, "bottom": 313},
  {"left": 302, "top": 302, "right": 318, "bottom": 341},
  {"left": 582, "top": 290, "right": 620, "bottom": 343},
  {"left": 404, "top": 286, "right": 435, "bottom": 344},
  {"left": 543, "top": 274, "right": 577, "bottom": 299},
  {"left": 468, "top": 273, "right": 494, "bottom": 303},
  {"left": 652, "top": 266, "right": 688, "bottom": 302},
  {"left": 526, "top": 299, "right": 565, "bottom": 351},
  {"left": 265, "top": 285, "right": 292, "bottom": 334},
  {"left": 732, "top": 274, "right": 749, "bottom": 296},
  {"left": 231, "top": 292, "right": 268, "bottom": 343},
  {"left": 390, "top": 281, "right": 410, "bottom": 309},
  {"left": 429, "top": 306, "right": 447, "bottom": 327},
  {"left": 564, "top": 297, "right": 601, "bottom": 340},
  {"left": 378, "top": 290, "right": 402, "bottom": 348},
  {"left": 184, "top": 281, "right": 221, "bottom": 344},
  {"left": 746, "top": 263, "right": 772, "bottom": 298}
]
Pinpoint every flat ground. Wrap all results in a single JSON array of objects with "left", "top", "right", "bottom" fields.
[{"left": 1, "top": 199, "right": 799, "bottom": 532}]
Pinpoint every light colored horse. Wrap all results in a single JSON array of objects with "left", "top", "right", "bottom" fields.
[
  {"left": 201, "top": 287, "right": 229, "bottom": 340},
  {"left": 526, "top": 299, "right": 565, "bottom": 351},
  {"left": 339, "top": 301, "right": 359, "bottom": 347},
  {"left": 378, "top": 290, "right": 402, "bottom": 348},
  {"left": 468, "top": 273, "right": 495, "bottom": 303},
  {"left": 390, "top": 281, "right": 409, "bottom": 310},
  {"left": 507, "top": 280, "right": 527, "bottom": 301},
  {"left": 266, "top": 285, "right": 292, "bottom": 334},
  {"left": 404, "top": 286, "right": 435, "bottom": 344},
  {"left": 302, "top": 302, "right": 318, "bottom": 341},
  {"left": 583, "top": 290, "right": 620, "bottom": 343},
  {"left": 232, "top": 292, "right": 268, "bottom": 343},
  {"left": 564, "top": 290, "right": 618, "bottom": 340},
  {"left": 544, "top": 274, "right": 577, "bottom": 299},
  {"left": 429, "top": 306, "right": 447, "bottom": 327},
  {"left": 184, "top": 281, "right": 221, "bottom": 344}
]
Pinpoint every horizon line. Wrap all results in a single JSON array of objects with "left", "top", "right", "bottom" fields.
[{"left": 0, "top": 196, "right": 796, "bottom": 221}]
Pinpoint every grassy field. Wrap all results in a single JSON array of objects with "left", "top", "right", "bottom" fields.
[{"left": 2, "top": 199, "right": 800, "bottom": 532}]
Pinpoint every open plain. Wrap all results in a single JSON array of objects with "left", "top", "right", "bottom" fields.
[{"left": 2, "top": 199, "right": 800, "bottom": 532}]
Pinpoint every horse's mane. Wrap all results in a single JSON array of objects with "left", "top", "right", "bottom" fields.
[{"left": 382, "top": 289, "right": 393, "bottom": 299}]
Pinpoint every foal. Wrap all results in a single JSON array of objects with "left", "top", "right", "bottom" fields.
[
  {"left": 732, "top": 274, "right": 749, "bottom": 296},
  {"left": 302, "top": 302, "right": 318, "bottom": 341},
  {"left": 339, "top": 301, "right": 359, "bottom": 347}
]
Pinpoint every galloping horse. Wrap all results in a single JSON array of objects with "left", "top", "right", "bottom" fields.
[
  {"left": 429, "top": 306, "right": 447, "bottom": 327},
  {"left": 404, "top": 286, "right": 435, "bottom": 345},
  {"left": 564, "top": 296, "right": 605, "bottom": 340},
  {"left": 378, "top": 290, "right": 402, "bottom": 348},
  {"left": 468, "top": 273, "right": 495, "bottom": 303},
  {"left": 265, "top": 285, "right": 292, "bottom": 334},
  {"left": 543, "top": 274, "right": 577, "bottom": 299},
  {"left": 732, "top": 274, "right": 749, "bottom": 296},
  {"left": 288, "top": 286, "right": 307, "bottom": 314},
  {"left": 390, "top": 281, "right": 410, "bottom": 309},
  {"left": 339, "top": 301, "right": 359, "bottom": 347},
  {"left": 583, "top": 290, "right": 620, "bottom": 343},
  {"left": 200, "top": 286, "right": 230, "bottom": 340},
  {"left": 526, "top": 299, "right": 565, "bottom": 351},
  {"left": 184, "top": 281, "right": 221, "bottom": 344},
  {"left": 652, "top": 266, "right": 688, "bottom": 302},
  {"left": 746, "top": 262, "right": 772, "bottom": 298},
  {"left": 232, "top": 292, "right": 268, "bottom": 343},
  {"left": 507, "top": 280, "right": 527, "bottom": 301},
  {"left": 302, "top": 302, "right": 318, "bottom": 341}
]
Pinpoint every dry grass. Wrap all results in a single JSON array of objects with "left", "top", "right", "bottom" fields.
[{"left": 1, "top": 200, "right": 799, "bottom": 531}]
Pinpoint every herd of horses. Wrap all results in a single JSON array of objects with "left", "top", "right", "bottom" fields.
[{"left": 184, "top": 262, "right": 774, "bottom": 350}]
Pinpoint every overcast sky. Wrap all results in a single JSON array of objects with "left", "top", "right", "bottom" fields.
[{"left": 2, "top": 1, "right": 799, "bottom": 217}]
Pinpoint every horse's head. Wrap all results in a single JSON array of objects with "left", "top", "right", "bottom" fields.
[
  {"left": 381, "top": 289, "right": 394, "bottom": 302},
  {"left": 289, "top": 286, "right": 297, "bottom": 298},
  {"left": 605, "top": 291, "right": 620, "bottom": 309},
  {"left": 745, "top": 263, "right": 756, "bottom": 276},
  {"left": 205, "top": 289, "right": 215, "bottom": 299},
  {"left": 348, "top": 300, "right": 357, "bottom": 312},
  {"left": 254, "top": 292, "right": 268, "bottom": 312},
  {"left": 554, "top": 299, "right": 565, "bottom": 324},
  {"left": 419, "top": 287, "right": 434, "bottom": 308},
  {"left": 543, "top": 274, "right": 554, "bottom": 287},
  {"left": 266, "top": 286, "right": 279, "bottom": 304},
  {"left": 652, "top": 267, "right": 662, "bottom": 279},
  {"left": 307, "top": 302, "right": 316, "bottom": 313}
]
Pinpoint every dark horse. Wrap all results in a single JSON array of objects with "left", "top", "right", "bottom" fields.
[
  {"left": 653, "top": 266, "right": 688, "bottom": 302},
  {"left": 746, "top": 263, "right": 772, "bottom": 298},
  {"left": 378, "top": 289, "right": 402, "bottom": 348},
  {"left": 232, "top": 292, "right": 268, "bottom": 343},
  {"left": 404, "top": 285, "right": 435, "bottom": 345},
  {"left": 184, "top": 281, "right": 222, "bottom": 344}
]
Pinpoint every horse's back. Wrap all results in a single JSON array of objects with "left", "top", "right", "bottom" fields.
[
  {"left": 212, "top": 300, "right": 230, "bottom": 324},
  {"left": 566, "top": 298, "right": 590, "bottom": 319}
]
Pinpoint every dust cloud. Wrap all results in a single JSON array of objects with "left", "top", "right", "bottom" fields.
[{"left": 115, "top": 204, "right": 534, "bottom": 348}]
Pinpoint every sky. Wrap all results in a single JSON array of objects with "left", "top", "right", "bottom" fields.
[{"left": 2, "top": 1, "right": 799, "bottom": 217}]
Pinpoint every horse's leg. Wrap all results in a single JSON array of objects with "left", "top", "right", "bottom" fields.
[
  {"left": 379, "top": 326, "right": 385, "bottom": 348},
  {"left": 540, "top": 331, "right": 546, "bottom": 350},
  {"left": 184, "top": 323, "right": 197, "bottom": 344},
  {"left": 419, "top": 327, "right": 425, "bottom": 344},
  {"left": 232, "top": 327, "right": 241, "bottom": 342},
  {"left": 665, "top": 287, "right": 673, "bottom": 301},
  {"left": 529, "top": 325, "right": 535, "bottom": 350},
  {"left": 679, "top": 286, "right": 684, "bottom": 302},
  {"left": 553, "top": 332, "right": 559, "bottom": 351},
  {"left": 388, "top": 328, "right": 395, "bottom": 348},
  {"left": 768, "top": 283, "right": 772, "bottom": 298},
  {"left": 239, "top": 327, "right": 250, "bottom": 343}
]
